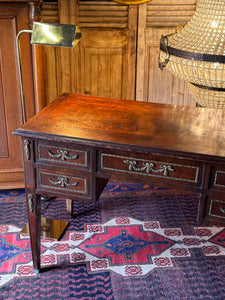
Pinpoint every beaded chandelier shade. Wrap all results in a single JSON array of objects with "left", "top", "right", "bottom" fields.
[{"left": 159, "top": 0, "right": 225, "bottom": 109}]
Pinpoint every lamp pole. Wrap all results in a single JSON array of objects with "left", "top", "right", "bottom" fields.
[{"left": 16, "top": 29, "right": 32, "bottom": 124}]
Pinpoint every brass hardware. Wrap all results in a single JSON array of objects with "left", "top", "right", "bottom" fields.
[
  {"left": 48, "top": 149, "right": 78, "bottom": 161},
  {"left": 123, "top": 160, "right": 175, "bottom": 176},
  {"left": 158, "top": 165, "right": 175, "bottom": 176},
  {"left": 28, "top": 194, "right": 34, "bottom": 212},
  {"left": 49, "top": 176, "right": 78, "bottom": 188},
  {"left": 24, "top": 139, "right": 31, "bottom": 160},
  {"left": 124, "top": 160, "right": 154, "bottom": 173},
  {"left": 40, "top": 195, "right": 52, "bottom": 201},
  {"left": 220, "top": 207, "right": 225, "bottom": 214},
  {"left": 31, "top": 22, "right": 82, "bottom": 48}
]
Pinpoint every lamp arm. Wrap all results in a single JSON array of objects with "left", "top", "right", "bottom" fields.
[{"left": 16, "top": 29, "right": 32, "bottom": 124}]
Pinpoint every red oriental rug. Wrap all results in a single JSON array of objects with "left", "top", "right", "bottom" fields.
[
  {"left": 1, "top": 182, "right": 225, "bottom": 299},
  {"left": 1, "top": 217, "right": 225, "bottom": 287}
]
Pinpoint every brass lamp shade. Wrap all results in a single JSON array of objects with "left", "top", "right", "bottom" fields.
[
  {"left": 159, "top": 0, "right": 225, "bottom": 109},
  {"left": 31, "top": 22, "right": 82, "bottom": 48}
]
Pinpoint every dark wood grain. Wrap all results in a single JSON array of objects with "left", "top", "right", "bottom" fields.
[
  {"left": 13, "top": 93, "right": 225, "bottom": 271},
  {"left": 16, "top": 93, "right": 225, "bottom": 159},
  {"left": 0, "top": 1, "right": 43, "bottom": 189}
]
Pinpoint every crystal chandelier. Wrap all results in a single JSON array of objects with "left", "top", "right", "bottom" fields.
[{"left": 159, "top": 0, "right": 225, "bottom": 109}]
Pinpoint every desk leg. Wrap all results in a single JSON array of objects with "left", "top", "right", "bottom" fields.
[
  {"left": 26, "top": 193, "right": 41, "bottom": 273},
  {"left": 197, "top": 193, "right": 207, "bottom": 225}
]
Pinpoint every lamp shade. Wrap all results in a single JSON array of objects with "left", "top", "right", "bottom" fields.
[
  {"left": 159, "top": 0, "right": 225, "bottom": 109},
  {"left": 31, "top": 22, "right": 82, "bottom": 48}
]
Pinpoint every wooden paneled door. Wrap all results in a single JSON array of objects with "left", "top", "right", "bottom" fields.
[
  {"left": 136, "top": 0, "right": 197, "bottom": 106},
  {"left": 43, "top": 0, "right": 197, "bottom": 106},
  {"left": 0, "top": 1, "right": 43, "bottom": 189},
  {"left": 43, "top": 0, "right": 137, "bottom": 103}
]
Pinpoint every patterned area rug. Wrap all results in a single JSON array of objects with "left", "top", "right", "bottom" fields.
[{"left": 1, "top": 182, "right": 225, "bottom": 299}]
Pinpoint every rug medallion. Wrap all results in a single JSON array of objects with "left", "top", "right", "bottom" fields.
[{"left": 0, "top": 217, "right": 225, "bottom": 287}]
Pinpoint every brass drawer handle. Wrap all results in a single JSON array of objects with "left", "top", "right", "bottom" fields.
[
  {"left": 220, "top": 207, "right": 225, "bottom": 214},
  {"left": 28, "top": 194, "right": 34, "bottom": 212},
  {"left": 24, "top": 139, "right": 31, "bottom": 160},
  {"left": 48, "top": 149, "right": 78, "bottom": 161},
  {"left": 123, "top": 160, "right": 175, "bottom": 176},
  {"left": 49, "top": 176, "right": 78, "bottom": 188}
]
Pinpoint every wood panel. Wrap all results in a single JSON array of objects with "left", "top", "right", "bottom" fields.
[
  {"left": 0, "top": 47, "right": 8, "bottom": 158},
  {"left": 146, "top": 0, "right": 196, "bottom": 27},
  {"left": 136, "top": 0, "right": 196, "bottom": 105},
  {"left": 78, "top": 0, "right": 128, "bottom": 28},
  {"left": 0, "top": 2, "right": 41, "bottom": 189},
  {"left": 42, "top": 0, "right": 198, "bottom": 106},
  {"left": 41, "top": 2, "right": 59, "bottom": 102},
  {"left": 71, "top": 28, "right": 131, "bottom": 99},
  {"left": 43, "top": 0, "right": 137, "bottom": 103},
  {"left": 42, "top": 1, "right": 59, "bottom": 23}
]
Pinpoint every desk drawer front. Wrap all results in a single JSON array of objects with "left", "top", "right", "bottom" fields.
[
  {"left": 208, "top": 197, "right": 225, "bottom": 220},
  {"left": 37, "top": 143, "right": 88, "bottom": 168},
  {"left": 100, "top": 152, "right": 201, "bottom": 185},
  {"left": 212, "top": 168, "right": 225, "bottom": 191},
  {"left": 37, "top": 170, "right": 88, "bottom": 195}
]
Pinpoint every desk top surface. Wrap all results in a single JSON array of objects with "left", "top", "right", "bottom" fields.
[{"left": 14, "top": 93, "right": 225, "bottom": 159}]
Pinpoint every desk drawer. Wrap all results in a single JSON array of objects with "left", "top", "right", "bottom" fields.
[
  {"left": 209, "top": 199, "right": 225, "bottom": 220},
  {"left": 36, "top": 141, "right": 89, "bottom": 169},
  {"left": 206, "top": 192, "right": 225, "bottom": 225},
  {"left": 211, "top": 166, "right": 225, "bottom": 191},
  {"left": 36, "top": 167, "right": 90, "bottom": 197},
  {"left": 99, "top": 150, "right": 202, "bottom": 186}
]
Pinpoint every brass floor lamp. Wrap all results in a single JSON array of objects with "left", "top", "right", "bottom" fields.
[{"left": 16, "top": 22, "right": 82, "bottom": 239}]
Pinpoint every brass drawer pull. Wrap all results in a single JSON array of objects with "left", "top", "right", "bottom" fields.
[
  {"left": 28, "top": 194, "right": 34, "bottom": 212},
  {"left": 24, "top": 139, "right": 31, "bottom": 160},
  {"left": 49, "top": 176, "right": 78, "bottom": 188},
  {"left": 48, "top": 149, "right": 78, "bottom": 161},
  {"left": 123, "top": 160, "right": 175, "bottom": 176},
  {"left": 220, "top": 207, "right": 225, "bottom": 214}
]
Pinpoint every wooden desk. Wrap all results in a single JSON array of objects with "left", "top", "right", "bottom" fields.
[{"left": 14, "top": 93, "right": 225, "bottom": 272}]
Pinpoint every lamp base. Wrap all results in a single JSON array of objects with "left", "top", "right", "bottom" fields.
[{"left": 20, "top": 218, "right": 68, "bottom": 240}]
